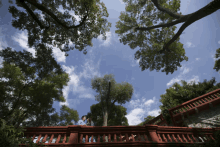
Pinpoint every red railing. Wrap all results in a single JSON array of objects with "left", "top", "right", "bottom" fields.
[
  {"left": 144, "top": 114, "right": 168, "bottom": 126},
  {"left": 18, "top": 125, "right": 220, "bottom": 147},
  {"left": 168, "top": 88, "right": 220, "bottom": 126}
]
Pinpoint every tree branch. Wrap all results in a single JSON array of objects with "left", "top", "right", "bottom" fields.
[
  {"left": 23, "top": 0, "right": 89, "bottom": 30},
  {"left": 135, "top": 15, "right": 188, "bottom": 31},
  {"left": 151, "top": 0, "right": 183, "bottom": 19},
  {"left": 161, "top": 0, "right": 220, "bottom": 53},
  {"left": 3, "top": 84, "right": 27, "bottom": 120},
  {"left": 17, "top": 0, "right": 48, "bottom": 29}
]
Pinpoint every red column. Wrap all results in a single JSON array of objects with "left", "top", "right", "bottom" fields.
[{"left": 68, "top": 133, "right": 78, "bottom": 144}]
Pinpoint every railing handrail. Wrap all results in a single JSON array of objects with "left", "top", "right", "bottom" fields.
[
  {"left": 18, "top": 125, "right": 220, "bottom": 143},
  {"left": 168, "top": 88, "right": 220, "bottom": 112},
  {"left": 144, "top": 114, "right": 168, "bottom": 126}
]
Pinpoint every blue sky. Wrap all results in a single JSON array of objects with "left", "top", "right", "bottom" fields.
[{"left": 1, "top": 0, "right": 220, "bottom": 128}]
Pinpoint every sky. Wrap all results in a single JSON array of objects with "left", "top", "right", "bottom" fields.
[{"left": 1, "top": 0, "right": 220, "bottom": 130}]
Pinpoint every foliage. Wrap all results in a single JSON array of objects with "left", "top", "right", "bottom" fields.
[
  {"left": 86, "top": 102, "right": 129, "bottom": 127},
  {"left": 0, "top": 46, "right": 76, "bottom": 129},
  {"left": 213, "top": 48, "right": 220, "bottom": 73},
  {"left": 159, "top": 77, "right": 220, "bottom": 126},
  {"left": 1, "top": 0, "right": 111, "bottom": 57},
  {"left": 115, "top": 0, "right": 220, "bottom": 75},
  {"left": 91, "top": 74, "right": 133, "bottom": 126},
  {"left": 136, "top": 115, "right": 156, "bottom": 126},
  {"left": 0, "top": 118, "right": 47, "bottom": 147},
  {"left": 57, "top": 105, "right": 80, "bottom": 126}
]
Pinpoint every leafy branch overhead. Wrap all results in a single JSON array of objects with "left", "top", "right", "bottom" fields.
[
  {"left": 4, "top": 0, "right": 111, "bottom": 56},
  {"left": 115, "top": 0, "right": 220, "bottom": 75}
]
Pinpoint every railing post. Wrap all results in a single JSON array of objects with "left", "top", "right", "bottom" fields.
[
  {"left": 148, "top": 126, "right": 161, "bottom": 143},
  {"left": 68, "top": 132, "right": 78, "bottom": 144}
]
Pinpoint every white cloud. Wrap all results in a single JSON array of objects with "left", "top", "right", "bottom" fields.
[
  {"left": 119, "top": 0, "right": 125, "bottom": 4},
  {"left": 180, "top": 65, "right": 191, "bottom": 74},
  {"left": 196, "top": 58, "right": 200, "bottom": 61},
  {"left": 98, "top": 31, "right": 112, "bottom": 47},
  {"left": 129, "top": 55, "right": 140, "bottom": 67},
  {"left": 218, "top": 40, "right": 220, "bottom": 44},
  {"left": 11, "top": 31, "right": 66, "bottom": 63},
  {"left": 125, "top": 108, "right": 146, "bottom": 126},
  {"left": 167, "top": 77, "right": 182, "bottom": 87},
  {"left": 12, "top": 31, "right": 36, "bottom": 58},
  {"left": 126, "top": 96, "right": 159, "bottom": 125},
  {"left": 167, "top": 63, "right": 195, "bottom": 88},
  {"left": 185, "top": 41, "right": 195, "bottom": 48},
  {"left": 59, "top": 49, "right": 102, "bottom": 107},
  {"left": 133, "top": 90, "right": 140, "bottom": 98},
  {"left": 144, "top": 97, "right": 156, "bottom": 107},
  {"left": 186, "top": 75, "right": 200, "bottom": 85},
  {"left": 148, "top": 109, "right": 161, "bottom": 116},
  {"left": 79, "top": 53, "right": 102, "bottom": 79}
]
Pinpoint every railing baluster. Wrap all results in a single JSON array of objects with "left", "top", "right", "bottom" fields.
[
  {"left": 210, "top": 95, "right": 216, "bottom": 99},
  {"left": 162, "top": 134, "right": 167, "bottom": 142},
  {"left": 205, "top": 134, "right": 210, "bottom": 141},
  {"left": 113, "top": 134, "right": 116, "bottom": 142},
  {"left": 137, "top": 133, "right": 141, "bottom": 141},
  {"left": 191, "top": 134, "right": 197, "bottom": 142},
  {"left": 49, "top": 134, "right": 54, "bottom": 144},
  {"left": 186, "top": 134, "right": 193, "bottom": 143},
  {"left": 62, "top": 134, "right": 66, "bottom": 143},
  {"left": 172, "top": 134, "right": 178, "bottom": 143},
  {"left": 157, "top": 134, "right": 162, "bottom": 142},
  {"left": 189, "top": 103, "right": 194, "bottom": 108},
  {"left": 201, "top": 99, "right": 206, "bottom": 103},
  {"left": 209, "top": 134, "right": 215, "bottom": 140},
  {"left": 32, "top": 134, "right": 36, "bottom": 142},
  {"left": 36, "top": 134, "right": 42, "bottom": 143},
  {"left": 214, "top": 93, "right": 220, "bottom": 98},
  {"left": 143, "top": 133, "right": 148, "bottom": 141},
  {"left": 182, "top": 134, "right": 188, "bottom": 142},
  {"left": 42, "top": 134, "right": 48, "bottom": 143},
  {"left": 97, "top": 134, "right": 100, "bottom": 142},
  {"left": 108, "top": 134, "right": 111, "bottom": 142},
  {"left": 177, "top": 134, "right": 183, "bottom": 142},
  {"left": 167, "top": 134, "right": 172, "bottom": 142},
  {"left": 55, "top": 134, "right": 61, "bottom": 143}
]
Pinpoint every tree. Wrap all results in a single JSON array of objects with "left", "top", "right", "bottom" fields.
[
  {"left": 85, "top": 102, "right": 129, "bottom": 143},
  {"left": 91, "top": 74, "right": 134, "bottom": 142},
  {"left": 213, "top": 48, "right": 220, "bottom": 74},
  {"left": 86, "top": 102, "right": 129, "bottom": 127},
  {"left": 1, "top": 0, "right": 111, "bottom": 56},
  {"left": 136, "top": 115, "right": 156, "bottom": 126},
  {"left": 115, "top": 0, "right": 220, "bottom": 75},
  {"left": 159, "top": 77, "right": 220, "bottom": 126},
  {"left": 0, "top": 46, "right": 70, "bottom": 129},
  {"left": 56, "top": 105, "right": 79, "bottom": 126}
]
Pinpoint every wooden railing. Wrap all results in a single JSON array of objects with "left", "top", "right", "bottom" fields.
[
  {"left": 18, "top": 125, "right": 220, "bottom": 147},
  {"left": 168, "top": 88, "right": 220, "bottom": 126},
  {"left": 144, "top": 114, "right": 168, "bottom": 126}
]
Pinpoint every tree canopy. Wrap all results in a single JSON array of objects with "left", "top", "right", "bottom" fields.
[
  {"left": 115, "top": 0, "right": 220, "bottom": 75},
  {"left": 86, "top": 102, "right": 129, "bottom": 127},
  {"left": 0, "top": 46, "right": 75, "bottom": 128},
  {"left": 136, "top": 115, "right": 156, "bottom": 126},
  {"left": 159, "top": 77, "right": 220, "bottom": 126},
  {"left": 91, "top": 74, "right": 133, "bottom": 142},
  {"left": 91, "top": 74, "right": 134, "bottom": 127},
  {"left": 1, "top": 0, "right": 111, "bottom": 56}
]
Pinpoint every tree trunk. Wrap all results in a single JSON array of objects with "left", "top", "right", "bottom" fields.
[{"left": 103, "top": 109, "right": 109, "bottom": 142}]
